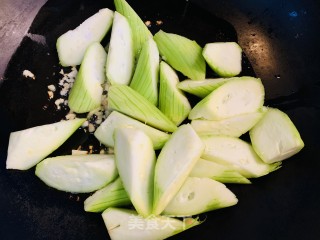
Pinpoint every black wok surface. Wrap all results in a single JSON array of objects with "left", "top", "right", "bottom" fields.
[{"left": 1, "top": 0, "right": 320, "bottom": 239}]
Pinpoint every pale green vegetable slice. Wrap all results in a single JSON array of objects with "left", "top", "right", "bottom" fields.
[
  {"left": 114, "top": 127, "right": 156, "bottom": 217},
  {"left": 163, "top": 177, "right": 238, "bottom": 216},
  {"left": 250, "top": 107, "right": 304, "bottom": 163},
  {"left": 56, "top": 8, "right": 113, "bottom": 67},
  {"left": 190, "top": 158, "right": 251, "bottom": 184},
  {"left": 68, "top": 42, "right": 107, "bottom": 113},
  {"left": 84, "top": 178, "right": 131, "bottom": 213},
  {"left": 35, "top": 154, "right": 118, "bottom": 193},
  {"left": 153, "top": 124, "right": 204, "bottom": 215},
  {"left": 130, "top": 38, "right": 160, "bottom": 105},
  {"left": 102, "top": 207, "right": 200, "bottom": 240},
  {"left": 203, "top": 42, "right": 242, "bottom": 77},
  {"left": 114, "top": 0, "right": 152, "bottom": 58},
  {"left": 94, "top": 111, "right": 170, "bottom": 150},
  {"left": 178, "top": 77, "right": 241, "bottom": 98},
  {"left": 154, "top": 30, "right": 206, "bottom": 80},
  {"left": 201, "top": 135, "right": 281, "bottom": 178},
  {"left": 6, "top": 118, "right": 85, "bottom": 170},
  {"left": 108, "top": 85, "right": 177, "bottom": 132},
  {"left": 191, "top": 111, "right": 265, "bottom": 137},
  {"left": 106, "top": 11, "right": 134, "bottom": 85},
  {"left": 158, "top": 61, "right": 191, "bottom": 126},
  {"left": 189, "top": 77, "right": 265, "bottom": 120}
]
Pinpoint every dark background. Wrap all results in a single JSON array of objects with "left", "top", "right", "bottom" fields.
[{"left": 0, "top": 0, "right": 320, "bottom": 239}]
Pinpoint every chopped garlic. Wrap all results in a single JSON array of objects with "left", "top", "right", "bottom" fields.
[
  {"left": 47, "top": 91, "right": 54, "bottom": 99},
  {"left": 95, "top": 118, "right": 103, "bottom": 125},
  {"left": 82, "top": 121, "right": 89, "bottom": 128},
  {"left": 47, "top": 84, "right": 56, "bottom": 92},
  {"left": 22, "top": 70, "right": 35, "bottom": 80},
  {"left": 60, "top": 89, "right": 68, "bottom": 96},
  {"left": 58, "top": 79, "right": 65, "bottom": 86},
  {"left": 54, "top": 98, "right": 64, "bottom": 110},
  {"left": 156, "top": 20, "right": 163, "bottom": 26},
  {"left": 88, "top": 123, "right": 95, "bottom": 133},
  {"left": 60, "top": 83, "right": 71, "bottom": 96},
  {"left": 88, "top": 145, "right": 94, "bottom": 154},
  {"left": 101, "top": 95, "right": 108, "bottom": 109},
  {"left": 66, "top": 77, "right": 75, "bottom": 83},
  {"left": 95, "top": 111, "right": 103, "bottom": 117},
  {"left": 72, "top": 149, "right": 88, "bottom": 155},
  {"left": 65, "top": 113, "right": 76, "bottom": 120},
  {"left": 87, "top": 108, "right": 101, "bottom": 119},
  {"left": 145, "top": 20, "right": 151, "bottom": 27},
  {"left": 67, "top": 68, "right": 78, "bottom": 78}
]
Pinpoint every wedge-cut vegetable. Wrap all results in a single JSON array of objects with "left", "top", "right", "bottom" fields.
[
  {"left": 153, "top": 124, "right": 204, "bottom": 215},
  {"left": 191, "top": 111, "right": 265, "bottom": 137},
  {"left": 68, "top": 42, "right": 107, "bottom": 113},
  {"left": 6, "top": 118, "right": 85, "bottom": 170},
  {"left": 163, "top": 177, "right": 238, "bottom": 216},
  {"left": 108, "top": 85, "right": 177, "bottom": 132},
  {"left": 35, "top": 154, "right": 118, "bottom": 193},
  {"left": 203, "top": 42, "right": 242, "bottom": 77},
  {"left": 56, "top": 8, "right": 113, "bottom": 67},
  {"left": 84, "top": 178, "right": 131, "bottom": 213},
  {"left": 130, "top": 39, "right": 159, "bottom": 105},
  {"left": 189, "top": 77, "right": 264, "bottom": 120},
  {"left": 114, "top": 0, "right": 152, "bottom": 58},
  {"left": 178, "top": 77, "right": 240, "bottom": 98},
  {"left": 94, "top": 111, "right": 169, "bottom": 150},
  {"left": 158, "top": 61, "right": 191, "bottom": 126},
  {"left": 102, "top": 207, "right": 200, "bottom": 240},
  {"left": 106, "top": 11, "right": 134, "bottom": 85},
  {"left": 190, "top": 158, "right": 251, "bottom": 184},
  {"left": 250, "top": 107, "right": 304, "bottom": 163},
  {"left": 201, "top": 136, "right": 281, "bottom": 178},
  {"left": 154, "top": 30, "right": 206, "bottom": 80},
  {"left": 114, "top": 127, "right": 156, "bottom": 217}
]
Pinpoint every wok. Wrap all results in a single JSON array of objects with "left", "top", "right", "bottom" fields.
[{"left": 0, "top": 0, "right": 320, "bottom": 239}]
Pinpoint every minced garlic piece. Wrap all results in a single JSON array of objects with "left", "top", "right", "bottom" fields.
[
  {"left": 47, "top": 84, "right": 56, "bottom": 92},
  {"left": 48, "top": 91, "right": 54, "bottom": 99},
  {"left": 67, "top": 67, "right": 78, "bottom": 78},
  {"left": 95, "top": 118, "right": 102, "bottom": 125},
  {"left": 60, "top": 88, "right": 68, "bottom": 96},
  {"left": 22, "top": 70, "right": 35, "bottom": 80},
  {"left": 71, "top": 149, "right": 88, "bottom": 155},
  {"left": 88, "top": 123, "right": 95, "bottom": 133},
  {"left": 82, "top": 121, "right": 89, "bottom": 128},
  {"left": 65, "top": 113, "right": 76, "bottom": 120},
  {"left": 88, "top": 145, "right": 94, "bottom": 154},
  {"left": 54, "top": 98, "right": 64, "bottom": 110},
  {"left": 156, "top": 20, "right": 163, "bottom": 26}
]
